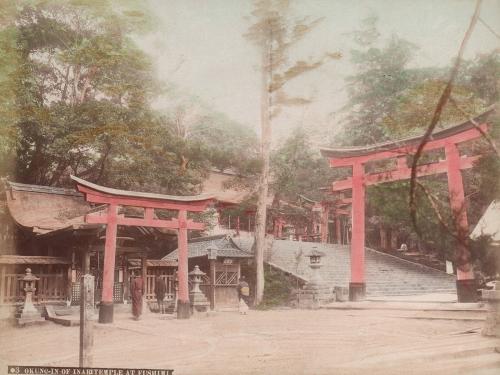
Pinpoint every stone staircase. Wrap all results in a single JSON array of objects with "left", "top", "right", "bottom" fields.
[{"left": 261, "top": 240, "right": 457, "bottom": 298}]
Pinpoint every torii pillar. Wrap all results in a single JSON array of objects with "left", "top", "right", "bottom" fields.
[{"left": 72, "top": 176, "right": 213, "bottom": 322}]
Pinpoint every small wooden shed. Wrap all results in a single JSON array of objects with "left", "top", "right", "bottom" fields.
[{"left": 162, "top": 234, "right": 253, "bottom": 309}]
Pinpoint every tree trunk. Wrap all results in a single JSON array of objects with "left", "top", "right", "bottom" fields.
[
  {"left": 390, "top": 229, "right": 398, "bottom": 250},
  {"left": 254, "top": 43, "right": 271, "bottom": 306},
  {"left": 379, "top": 226, "right": 388, "bottom": 250}
]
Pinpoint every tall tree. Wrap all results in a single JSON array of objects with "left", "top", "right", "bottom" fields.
[{"left": 245, "top": 0, "right": 340, "bottom": 304}]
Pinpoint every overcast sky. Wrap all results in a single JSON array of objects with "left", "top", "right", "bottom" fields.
[{"left": 140, "top": 0, "right": 500, "bottom": 143}]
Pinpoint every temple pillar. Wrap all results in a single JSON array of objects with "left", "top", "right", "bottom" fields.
[
  {"left": 445, "top": 143, "right": 477, "bottom": 302},
  {"left": 177, "top": 210, "right": 190, "bottom": 319},
  {"left": 99, "top": 204, "right": 117, "bottom": 324},
  {"left": 335, "top": 215, "right": 342, "bottom": 244},
  {"left": 350, "top": 162, "right": 366, "bottom": 301},
  {"left": 320, "top": 205, "right": 329, "bottom": 244}
]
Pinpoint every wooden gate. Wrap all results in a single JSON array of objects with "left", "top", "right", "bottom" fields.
[{"left": 145, "top": 274, "right": 175, "bottom": 302}]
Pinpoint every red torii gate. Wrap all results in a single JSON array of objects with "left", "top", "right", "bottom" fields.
[
  {"left": 320, "top": 110, "right": 493, "bottom": 302},
  {"left": 318, "top": 198, "right": 352, "bottom": 244},
  {"left": 71, "top": 176, "right": 213, "bottom": 323}
]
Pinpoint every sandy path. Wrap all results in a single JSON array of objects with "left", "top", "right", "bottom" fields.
[{"left": 1, "top": 309, "right": 499, "bottom": 375}]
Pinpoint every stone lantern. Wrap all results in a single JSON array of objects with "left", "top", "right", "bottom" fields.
[
  {"left": 306, "top": 247, "right": 326, "bottom": 286},
  {"left": 17, "top": 268, "right": 45, "bottom": 326},
  {"left": 297, "top": 247, "right": 333, "bottom": 309},
  {"left": 482, "top": 281, "right": 500, "bottom": 339},
  {"left": 189, "top": 265, "right": 209, "bottom": 314}
]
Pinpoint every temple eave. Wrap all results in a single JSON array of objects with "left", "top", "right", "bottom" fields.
[{"left": 71, "top": 175, "right": 214, "bottom": 203}]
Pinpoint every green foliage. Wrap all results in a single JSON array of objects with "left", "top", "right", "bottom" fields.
[
  {"left": 257, "top": 267, "right": 296, "bottom": 310},
  {"left": 337, "top": 15, "right": 500, "bottom": 273},
  {"left": 270, "top": 127, "right": 333, "bottom": 228},
  {"left": 271, "top": 127, "right": 331, "bottom": 202},
  {"left": 470, "top": 235, "right": 500, "bottom": 280},
  {"left": 0, "top": 0, "right": 259, "bottom": 195}
]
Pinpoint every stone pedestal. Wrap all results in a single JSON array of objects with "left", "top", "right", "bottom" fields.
[
  {"left": 17, "top": 268, "right": 46, "bottom": 326},
  {"left": 189, "top": 266, "right": 209, "bottom": 315},
  {"left": 481, "top": 287, "right": 500, "bottom": 337},
  {"left": 297, "top": 248, "right": 334, "bottom": 309},
  {"left": 297, "top": 283, "right": 333, "bottom": 309}
]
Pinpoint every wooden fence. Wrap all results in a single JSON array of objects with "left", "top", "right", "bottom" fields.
[
  {"left": 145, "top": 274, "right": 175, "bottom": 302},
  {"left": 1, "top": 272, "right": 67, "bottom": 304}
]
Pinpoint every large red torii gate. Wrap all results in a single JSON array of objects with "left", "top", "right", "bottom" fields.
[
  {"left": 320, "top": 110, "right": 494, "bottom": 303},
  {"left": 71, "top": 176, "right": 213, "bottom": 323}
]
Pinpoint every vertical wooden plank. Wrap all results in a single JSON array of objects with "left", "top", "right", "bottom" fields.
[
  {"left": 67, "top": 265, "right": 73, "bottom": 303},
  {"left": 122, "top": 257, "right": 129, "bottom": 303},
  {"left": 177, "top": 210, "right": 190, "bottom": 319},
  {"left": 6, "top": 274, "right": 12, "bottom": 304},
  {"left": 100, "top": 203, "right": 117, "bottom": 323},
  {"left": 80, "top": 274, "right": 94, "bottom": 367},
  {"left": 0, "top": 266, "right": 5, "bottom": 304}
]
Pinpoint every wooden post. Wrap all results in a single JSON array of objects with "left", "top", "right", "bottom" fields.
[
  {"left": 177, "top": 210, "right": 190, "bottom": 319},
  {"left": 79, "top": 274, "right": 94, "bottom": 367},
  {"left": 0, "top": 265, "right": 5, "bottom": 304},
  {"left": 67, "top": 265, "right": 73, "bottom": 305},
  {"left": 320, "top": 206, "right": 329, "bottom": 244},
  {"left": 335, "top": 216, "right": 342, "bottom": 244},
  {"left": 123, "top": 256, "right": 129, "bottom": 303},
  {"left": 209, "top": 259, "right": 216, "bottom": 310},
  {"left": 350, "top": 162, "right": 366, "bottom": 301},
  {"left": 99, "top": 204, "right": 118, "bottom": 323},
  {"left": 141, "top": 255, "right": 149, "bottom": 315},
  {"left": 83, "top": 249, "right": 90, "bottom": 274},
  {"left": 445, "top": 143, "right": 476, "bottom": 302}
]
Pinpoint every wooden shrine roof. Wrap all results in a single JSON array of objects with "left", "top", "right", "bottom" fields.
[
  {"left": 320, "top": 107, "right": 494, "bottom": 159},
  {"left": 127, "top": 259, "right": 178, "bottom": 268},
  {"left": 5, "top": 181, "right": 91, "bottom": 234},
  {"left": 0, "top": 255, "right": 71, "bottom": 265},
  {"left": 163, "top": 234, "right": 253, "bottom": 260},
  {"left": 71, "top": 175, "right": 214, "bottom": 203}
]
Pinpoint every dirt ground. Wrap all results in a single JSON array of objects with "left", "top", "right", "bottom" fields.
[{"left": 1, "top": 308, "right": 499, "bottom": 375}]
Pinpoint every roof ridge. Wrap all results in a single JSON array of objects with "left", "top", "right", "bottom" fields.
[
  {"left": 7, "top": 181, "right": 83, "bottom": 197},
  {"left": 189, "top": 234, "right": 227, "bottom": 243}
]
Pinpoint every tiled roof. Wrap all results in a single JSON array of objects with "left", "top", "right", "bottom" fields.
[
  {"left": 162, "top": 234, "right": 253, "bottom": 261},
  {"left": 6, "top": 181, "right": 90, "bottom": 234},
  {"left": 233, "top": 238, "right": 456, "bottom": 296}
]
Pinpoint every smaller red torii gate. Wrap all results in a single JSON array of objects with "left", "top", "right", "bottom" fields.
[
  {"left": 321, "top": 110, "right": 494, "bottom": 302},
  {"left": 71, "top": 176, "right": 213, "bottom": 323}
]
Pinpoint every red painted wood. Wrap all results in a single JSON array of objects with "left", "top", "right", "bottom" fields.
[
  {"left": 74, "top": 177, "right": 213, "bottom": 320},
  {"left": 330, "top": 124, "right": 487, "bottom": 167},
  {"left": 320, "top": 205, "right": 329, "bottom": 243},
  {"left": 332, "top": 155, "right": 480, "bottom": 191},
  {"left": 326, "top": 125, "right": 489, "bottom": 290},
  {"left": 445, "top": 143, "right": 474, "bottom": 280},
  {"left": 335, "top": 216, "right": 342, "bottom": 244},
  {"left": 144, "top": 208, "right": 154, "bottom": 221},
  {"left": 102, "top": 204, "right": 118, "bottom": 303},
  {"left": 85, "top": 213, "right": 204, "bottom": 230},
  {"left": 177, "top": 210, "right": 189, "bottom": 304},
  {"left": 351, "top": 162, "right": 365, "bottom": 283},
  {"left": 78, "top": 187, "right": 210, "bottom": 212}
]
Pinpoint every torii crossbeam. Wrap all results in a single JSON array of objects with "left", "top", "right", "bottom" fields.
[
  {"left": 71, "top": 176, "right": 214, "bottom": 323},
  {"left": 321, "top": 109, "right": 494, "bottom": 303}
]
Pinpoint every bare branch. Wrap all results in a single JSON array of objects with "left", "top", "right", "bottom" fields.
[{"left": 409, "top": 0, "right": 482, "bottom": 234}]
